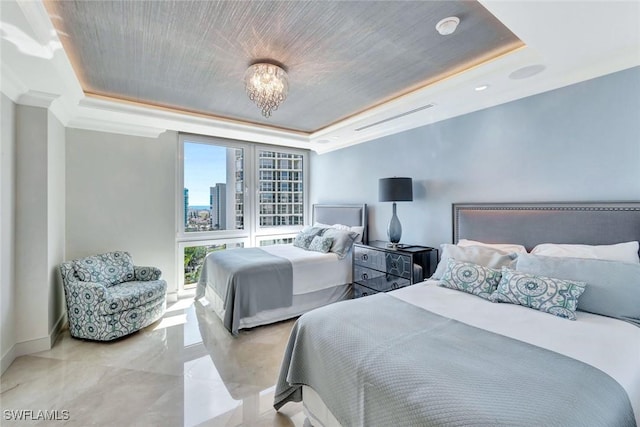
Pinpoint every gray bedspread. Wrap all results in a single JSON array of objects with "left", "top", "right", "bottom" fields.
[
  {"left": 196, "top": 248, "right": 293, "bottom": 335},
  {"left": 274, "top": 293, "right": 635, "bottom": 427}
]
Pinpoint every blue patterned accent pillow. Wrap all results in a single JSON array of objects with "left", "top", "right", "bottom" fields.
[
  {"left": 440, "top": 258, "right": 501, "bottom": 300},
  {"left": 490, "top": 268, "right": 587, "bottom": 320},
  {"left": 72, "top": 251, "right": 135, "bottom": 286},
  {"left": 293, "top": 227, "right": 325, "bottom": 249},
  {"left": 308, "top": 236, "right": 334, "bottom": 253}
]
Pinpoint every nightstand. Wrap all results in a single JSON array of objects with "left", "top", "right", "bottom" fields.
[{"left": 352, "top": 241, "right": 438, "bottom": 298}]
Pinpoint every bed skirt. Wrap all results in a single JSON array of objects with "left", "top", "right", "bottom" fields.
[{"left": 198, "top": 282, "right": 352, "bottom": 331}]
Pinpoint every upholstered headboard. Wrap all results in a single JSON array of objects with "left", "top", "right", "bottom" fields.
[
  {"left": 453, "top": 202, "right": 640, "bottom": 252},
  {"left": 313, "top": 204, "right": 368, "bottom": 244}
]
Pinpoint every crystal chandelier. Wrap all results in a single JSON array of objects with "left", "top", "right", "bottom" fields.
[{"left": 244, "top": 62, "right": 288, "bottom": 118}]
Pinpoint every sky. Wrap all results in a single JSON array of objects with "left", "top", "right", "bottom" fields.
[{"left": 184, "top": 142, "right": 228, "bottom": 206}]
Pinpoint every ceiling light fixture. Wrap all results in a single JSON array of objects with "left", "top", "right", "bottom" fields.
[
  {"left": 244, "top": 62, "right": 288, "bottom": 118},
  {"left": 435, "top": 16, "right": 460, "bottom": 36},
  {"left": 475, "top": 84, "right": 490, "bottom": 91}
]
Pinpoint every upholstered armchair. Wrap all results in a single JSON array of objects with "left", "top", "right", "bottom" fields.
[{"left": 59, "top": 251, "right": 167, "bottom": 341}]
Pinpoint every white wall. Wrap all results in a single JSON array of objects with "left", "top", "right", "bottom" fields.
[
  {"left": 12, "top": 103, "right": 66, "bottom": 361},
  {"left": 47, "top": 111, "right": 66, "bottom": 334},
  {"left": 15, "top": 105, "right": 50, "bottom": 344},
  {"left": 65, "top": 129, "right": 178, "bottom": 295},
  {"left": 1, "top": 93, "right": 17, "bottom": 374}
]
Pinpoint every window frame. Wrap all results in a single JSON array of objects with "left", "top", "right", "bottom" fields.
[{"left": 176, "top": 133, "right": 309, "bottom": 291}]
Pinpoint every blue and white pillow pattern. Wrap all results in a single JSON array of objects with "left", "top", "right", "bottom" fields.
[
  {"left": 293, "top": 227, "right": 325, "bottom": 249},
  {"left": 308, "top": 236, "right": 334, "bottom": 253},
  {"left": 490, "top": 267, "right": 587, "bottom": 320},
  {"left": 440, "top": 258, "right": 501, "bottom": 300},
  {"left": 72, "top": 251, "right": 135, "bottom": 286}
]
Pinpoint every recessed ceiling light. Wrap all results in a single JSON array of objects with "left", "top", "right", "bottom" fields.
[
  {"left": 436, "top": 17, "right": 460, "bottom": 36},
  {"left": 475, "top": 84, "right": 490, "bottom": 91},
  {"left": 509, "top": 64, "right": 546, "bottom": 80}
]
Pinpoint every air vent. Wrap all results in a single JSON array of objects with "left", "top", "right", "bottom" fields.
[{"left": 355, "top": 104, "right": 435, "bottom": 132}]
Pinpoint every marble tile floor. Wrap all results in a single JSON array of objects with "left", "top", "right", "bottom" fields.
[{"left": 0, "top": 297, "right": 307, "bottom": 426}]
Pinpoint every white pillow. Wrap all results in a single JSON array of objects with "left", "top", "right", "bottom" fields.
[
  {"left": 457, "top": 239, "right": 527, "bottom": 254},
  {"left": 314, "top": 222, "right": 365, "bottom": 243},
  {"left": 331, "top": 224, "right": 365, "bottom": 244},
  {"left": 431, "top": 244, "right": 518, "bottom": 280},
  {"left": 531, "top": 241, "right": 640, "bottom": 264}
]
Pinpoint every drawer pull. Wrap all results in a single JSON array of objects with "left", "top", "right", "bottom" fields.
[
  {"left": 361, "top": 273, "right": 368, "bottom": 280},
  {"left": 362, "top": 254, "right": 368, "bottom": 261},
  {"left": 391, "top": 261, "right": 398, "bottom": 268}
]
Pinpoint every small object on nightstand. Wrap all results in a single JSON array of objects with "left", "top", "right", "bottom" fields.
[{"left": 352, "top": 241, "right": 438, "bottom": 298}]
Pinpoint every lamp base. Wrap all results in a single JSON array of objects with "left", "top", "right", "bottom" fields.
[{"left": 387, "top": 202, "right": 402, "bottom": 245}]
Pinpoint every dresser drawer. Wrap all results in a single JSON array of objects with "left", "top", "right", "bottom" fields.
[
  {"left": 353, "top": 283, "right": 379, "bottom": 298},
  {"left": 384, "top": 252, "right": 412, "bottom": 280},
  {"left": 353, "top": 265, "right": 411, "bottom": 292},
  {"left": 353, "top": 245, "right": 386, "bottom": 270}
]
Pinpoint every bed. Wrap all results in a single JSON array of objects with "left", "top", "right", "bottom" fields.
[
  {"left": 274, "top": 202, "right": 640, "bottom": 426},
  {"left": 195, "top": 204, "right": 367, "bottom": 335}
]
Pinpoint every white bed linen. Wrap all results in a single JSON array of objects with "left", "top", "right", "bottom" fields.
[
  {"left": 260, "top": 244, "right": 351, "bottom": 295},
  {"left": 304, "top": 281, "right": 640, "bottom": 425}
]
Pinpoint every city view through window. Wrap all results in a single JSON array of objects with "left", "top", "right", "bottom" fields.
[{"left": 182, "top": 141, "right": 305, "bottom": 286}]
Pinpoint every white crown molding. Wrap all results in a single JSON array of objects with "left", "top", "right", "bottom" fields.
[
  {"left": 15, "top": 0, "right": 55, "bottom": 46},
  {"left": 67, "top": 116, "right": 165, "bottom": 139},
  {"left": 76, "top": 96, "right": 311, "bottom": 148},
  {"left": 17, "top": 90, "right": 60, "bottom": 108}
]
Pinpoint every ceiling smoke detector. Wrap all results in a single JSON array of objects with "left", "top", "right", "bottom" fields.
[{"left": 436, "top": 16, "right": 460, "bottom": 36}]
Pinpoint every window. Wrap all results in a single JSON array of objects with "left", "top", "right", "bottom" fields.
[
  {"left": 182, "top": 141, "right": 244, "bottom": 233},
  {"left": 178, "top": 134, "right": 308, "bottom": 291},
  {"left": 179, "top": 240, "right": 246, "bottom": 287}
]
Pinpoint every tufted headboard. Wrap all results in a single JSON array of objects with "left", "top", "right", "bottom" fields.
[
  {"left": 313, "top": 204, "right": 368, "bottom": 244},
  {"left": 452, "top": 202, "right": 640, "bottom": 253}
]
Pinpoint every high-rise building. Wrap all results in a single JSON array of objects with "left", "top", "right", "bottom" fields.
[
  {"left": 210, "top": 183, "right": 227, "bottom": 230},
  {"left": 183, "top": 188, "right": 189, "bottom": 228},
  {"left": 257, "top": 150, "right": 304, "bottom": 227}
]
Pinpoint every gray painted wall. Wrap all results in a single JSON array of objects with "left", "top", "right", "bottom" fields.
[
  {"left": 311, "top": 66, "right": 640, "bottom": 249},
  {"left": 65, "top": 129, "right": 178, "bottom": 295}
]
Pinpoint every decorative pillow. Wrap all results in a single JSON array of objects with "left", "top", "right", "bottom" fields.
[
  {"left": 440, "top": 258, "right": 501, "bottom": 300},
  {"left": 293, "top": 232, "right": 317, "bottom": 249},
  {"left": 321, "top": 228, "right": 358, "bottom": 259},
  {"left": 531, "top": 241, "right": 639, "bottom": 264},
  {"left": 331, "top": 224, "right": 365, "bottom": 243},
  {"left": 314, "top": 222, "right": 365, "bottom": 243},
  {"left": 457, "top": 239, "right": 527, "bottom": 254},
  {"left": 516, "top": 253, "right": 640, "bottom": 326},
  {"left": 308, "top": 236, "right": 334, "bottom": 253},
  {"left": 431, "top": 244, "right": 518, "bottom": 280},
  {"left": 490, "top": 268, "right": 586, "bottom": 320},
  {"left": 72, "top": 251, "right": 135, "bottom": 286}
]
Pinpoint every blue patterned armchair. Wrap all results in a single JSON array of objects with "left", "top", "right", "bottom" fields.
[{"left": 59, "top": 251, "right": 167, "bottom": 341}]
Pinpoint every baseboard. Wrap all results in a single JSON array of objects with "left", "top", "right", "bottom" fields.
[
  {"left": 166, "top": 291, "right": 179, "bottom": 303},
  {"left": 1, "top": 345, "right": 16, "bottom": 375},
  {"left": 1, "top": 311, "right": 68, "bottom": 374},
  {"left": 49, "top": 311, "right": 68, "bottom": 348}
]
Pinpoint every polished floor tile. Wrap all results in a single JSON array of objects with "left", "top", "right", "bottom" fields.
[{"left": 0, "top": 298, "right": 304, "bottom": 426}]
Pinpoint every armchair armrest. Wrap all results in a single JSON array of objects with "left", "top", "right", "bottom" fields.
[
  {"left": 134, "top": 266, "right": 162, "bottom": 281},
  {"left": 66, "top": 281, "right": 108, "bottom": 303}
]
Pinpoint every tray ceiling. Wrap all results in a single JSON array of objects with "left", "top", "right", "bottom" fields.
[{"left": 44, "top": 0, "right": 522, "bottom": 133}]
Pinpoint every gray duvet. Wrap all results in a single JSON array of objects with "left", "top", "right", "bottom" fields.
[
  {"left": 274, "top": 293, "right": 635, "bottom": 426},
  {"left": 196, "top": 248, "right": 293, "bottom": 335}
]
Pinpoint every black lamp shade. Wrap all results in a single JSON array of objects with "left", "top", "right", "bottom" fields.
[{"left": 379, "top": 177, "right": 413, "bottom": 202}]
